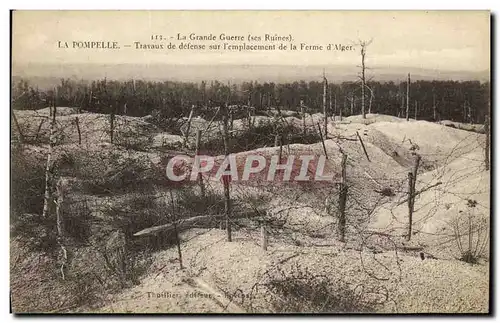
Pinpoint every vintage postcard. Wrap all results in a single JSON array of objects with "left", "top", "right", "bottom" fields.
[{"left": 10, "top": 10, "right": 491, "bottom": 314}]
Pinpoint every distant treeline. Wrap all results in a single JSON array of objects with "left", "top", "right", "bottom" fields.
[{"left": 11, "top": 77, "right": 490, "bottom": 123}]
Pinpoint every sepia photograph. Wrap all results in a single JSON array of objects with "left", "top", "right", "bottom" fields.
[{"left": 10, "top": 10, "right": 491, "bottom": 314}]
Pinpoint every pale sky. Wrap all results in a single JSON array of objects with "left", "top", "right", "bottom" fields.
[{"left": 12, "top": 10, "right": 490, "bottom": 71}]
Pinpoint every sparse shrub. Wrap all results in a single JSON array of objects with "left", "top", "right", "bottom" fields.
[
  {"left": 10, "top": 145, "right": 46, "bottom": 218},
  {"left": 11, "top": 212, "right": 58, "bottom": 253},
  {"left": 244, "top": 263, "right": 375, "bottom": 313},
  {"left": 449, "top": 200, "right": 489, "bottom": 264},
  {"left": 176, "top": 186, "right": 226, "bottom": 217},
  {"left": 77, "top": 152, "right": 166, "bottom": 195},
  {"left": 379, "top": 187, "right": 395, "bottom": 197}
]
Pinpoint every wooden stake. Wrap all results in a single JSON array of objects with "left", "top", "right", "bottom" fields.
[
  {"left": 407, "top": 155, "right": 421, "bottom": 241},
  {"left": 356, "top": 131, "right": 370, "bottom": 162},
  {"left": 261, "top": 225, "right": 268, "bottom": 251},
  {"left": 337, "top": 153, "right": 348, "bottom": 242},
  {"left": 42, "top": 91, "right": 57, "bottom": 219},
  {"left": 110, "top": 106, "right": 115, "bottom": 144},
  {"left": 184, "top": 105, "right": 195, "bottom": 148},
  {"left": 75, "top": 117, "right": 81, "bottom": 145},
  {"left": 221, "top": 106, "right": 232, "bottom": 242},
  {"left": 169, "top": 190, "right": 183, "bottom": 269},
  {"left": 195, "top": 129, "right": 205, "bottom": 197},
  {"left": 407, "top": 172, "right": 414, "bottom": 241},
  {"left": 55, "top": 178, "right": 68, "bottom": 280}
]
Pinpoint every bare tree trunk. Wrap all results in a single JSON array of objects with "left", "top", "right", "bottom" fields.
[
  {"left": 468, "top": 102, "right": 472, "bottom": 124},
  {"left": 433, "top": 93, "right": 437, "bottom": 121},
  {"left": 406, "top": 73, "right": 411, "bottom": 121},
  {"left": 229, "top": 108, "right": 234, "bottom": 136},
  {"left": 361, "top": 48, "right": 366, "bottom": 119},
  {"left": 415, "top": 100, "right": 418, "bottom": 120},
  {"left": 195, "top": 129, "right": 205, "bottom": 197},
  {"left": 300, "top": 101, "right": 306, "bottom": 135},
  {"left": 337, "top": 153, "right": 348, "bottom": 242},
  {"left": 463, "top": 101, "right": 467, "bottom": 122},
  {"left": 350, "top": 95, "right": 354, "bottom": 115},
  {"left": 221, "top": 107, "right": 232, "bottom": 242},
  {"left": 401, "top": 95, "right": 405, "bottom": 118},
  {"left": 368, "top": 90, "right": 373, "bottom": 114},
  {"left": 323, "top": 74, "right": 328, "bottom": 137},
  {"left": 329, "top": 90, "right": 333, "bottom": 120}
]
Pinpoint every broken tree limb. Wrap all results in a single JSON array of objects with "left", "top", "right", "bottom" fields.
[
  {"left": 397, "top": 181, "right": 443, "bottom": 206},
  {"left": 356, "top": 131, "right": 370, "bottom": 162},
  {"left": 203, "top": 106, "right": 221, "bottom": 135},
  {"left": 11, "top": 108, "right": 25, "bottom": 144},
  {"left": 317, "top": 122, "right": 328, "bottom": 159},
  {"left": 134, "top": 214, "right": 223, "bottom": 237},
  {"left": 34, "top": 118, "right": 45, "bottom": 143}
]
